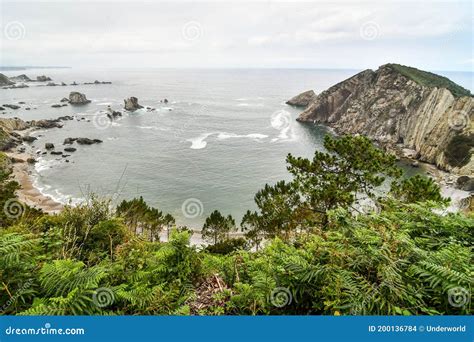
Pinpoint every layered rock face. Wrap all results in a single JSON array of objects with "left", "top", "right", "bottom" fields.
[{"left": 293, "top": 64, "right": 473, "bottom": 175}]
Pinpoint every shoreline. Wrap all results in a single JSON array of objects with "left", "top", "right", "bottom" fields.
[{"left": 5, "top": 151, "right": 63, "bottom": 214}]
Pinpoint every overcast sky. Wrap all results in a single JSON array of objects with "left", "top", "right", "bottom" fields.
[{"left": 0, "top": 0, "right": 472, "bottom": 71}]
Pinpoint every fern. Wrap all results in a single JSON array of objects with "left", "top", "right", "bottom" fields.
[{"left": 39, "top": 260, "right": 107, "bottom": 297}]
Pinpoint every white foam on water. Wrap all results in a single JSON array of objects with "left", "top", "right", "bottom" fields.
[
  {"left": 97, "top": 102, "right": 113, "bottom": 106},
  {"left": 137, "top": 126, "right": 170, "bottom": 131},
  {"left": 216, "top": 132, "right": 268, "bottom": 141},
  {"left": 31, "top": 166, "right": 84, "bottom": 206},
  {"left": 236, "top": 103, "right": 264, "bottom": 107},
  {"left": 34, "top": 158, "right": 61, "bottom": 173},
  {"left": 187, "top": 132, "right": 214, "bottom": 149},
  {"left": 187, "top": 131, "right": 268, "bottom": 149},
  {"left": 270, "top": 109, "right": 296, "bottom": 142}
]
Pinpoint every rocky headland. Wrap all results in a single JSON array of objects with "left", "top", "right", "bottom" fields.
[{"left": 290, "top": 64, "right": 473, "bottom": 183}]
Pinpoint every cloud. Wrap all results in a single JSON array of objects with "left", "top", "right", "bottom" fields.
[{"left": 0, "top": 0, "right": 471, "bottom": 70}]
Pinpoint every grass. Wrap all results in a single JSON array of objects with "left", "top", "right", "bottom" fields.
[{"left": 387, "top": 64, "right": 472, "bottom": 98}]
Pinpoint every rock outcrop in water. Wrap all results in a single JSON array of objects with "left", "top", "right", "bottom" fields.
[
  {"left": 36, "top": 75, "right": 52, "bottom": 82},
  {"left": 0, "top": 74, "right": 14, "bottom": 87},
  {"left": 9, "top": 74, "right": 32, "bottom": 82},
  {"left": 69, "top": 91, "right": 91, "bottom": 105},
  {"left": 286, "top": 90, "right": 316, "bottom": 107},
  {"left": 292, "top": 64, "right": 474, "bottom": 176},
  {"left": 124, "top": 97, "right": 143, "bottom": 111}
]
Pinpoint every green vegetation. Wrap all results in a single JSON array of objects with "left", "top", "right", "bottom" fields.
[
  {"left": 388, "top": 63, "right": 472, "bottom": 98},
  {"left": 202, "top": 210, "right": 236, "bottom": 245},
  {"left": 0, "top": 136, "right": 472, "bottom": 316}
]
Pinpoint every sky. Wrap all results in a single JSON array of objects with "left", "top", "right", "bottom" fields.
[{"left": 0, "top": 0, "right": 472, "bottom": 71}]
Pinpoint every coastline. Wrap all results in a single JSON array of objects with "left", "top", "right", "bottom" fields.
[{"left": 5, "top": 151, "right": 63, "bottom": 213}]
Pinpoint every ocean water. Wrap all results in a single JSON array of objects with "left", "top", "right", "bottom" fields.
[{"left": 0, "top": 68, "right": 472, "bottom": 227}]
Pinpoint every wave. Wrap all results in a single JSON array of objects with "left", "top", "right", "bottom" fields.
[
  {"left": 187, "top": 131, "right": 268, "bottom": 149},
  {"left": 97, "top": 102, "right": 113, "bottom": 106},
  {"left": 32, "top": 176, "right": 83, "bottom": 206},
  {"left": 236, "top": 103, "right": 264, "bottom": 107},
  {"left": 216, "top": 132, "right": 268, "bottom": 140},
  {"left": 34, "top": 158, "right": 62, "bottom": 173},
  {"left": 187, "top": 132, "right": 213, "bottom": 149},
  {"left": 137, "top": 126, "right": 170, "bottom": 131}
]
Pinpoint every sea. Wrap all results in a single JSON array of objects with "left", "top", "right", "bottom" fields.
[{"left": 0, "top": 68, "right": 472, "bottom": 228}]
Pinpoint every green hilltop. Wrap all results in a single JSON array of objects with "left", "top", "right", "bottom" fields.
[{"left": 387, "top": 63, "right": 472, "bottom": 98}]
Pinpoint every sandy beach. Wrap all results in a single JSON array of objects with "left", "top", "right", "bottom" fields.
[{"left": 5, "top": 151, "right": 63, "bottom": 213}]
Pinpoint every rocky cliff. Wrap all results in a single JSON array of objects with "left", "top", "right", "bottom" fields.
[{"left": 292, "top": 64, "right": 473, "bottom": 176}]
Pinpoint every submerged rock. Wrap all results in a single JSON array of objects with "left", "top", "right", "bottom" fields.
[
  {"left": 64, "top": 147, "right": 77, "bottom": 152},
  {"left": 106, "top": 106, "right": 122, "bottom": 119},
  {"left": 76, "top": 138, "right": 103, "bottom": 145},
  {"left": 22, "top": 136, "right": 37, "bottom": 143},
  {"left": 63, "top": 137, "right": 77, "bottom": 145},
  {"left": 69, "top": 91, "right": 91, "bottom": 105},
  {"left": 124, "top": 97, "right": 143, "bottom": 111},
  {"left": 3, "top": 104, "right": 20, "bottom": 110}
]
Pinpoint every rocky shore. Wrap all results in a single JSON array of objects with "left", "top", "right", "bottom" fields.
[{"left": 0, "top": 113, "right": 107, "bottom": 212}]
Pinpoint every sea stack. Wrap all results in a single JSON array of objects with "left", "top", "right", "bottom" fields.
[
  {"left": 124, "top": 97, "right": 143, "bottom": 111},
  {"left": 69, "top": 91, "right": 91, "bottom": 105}
]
